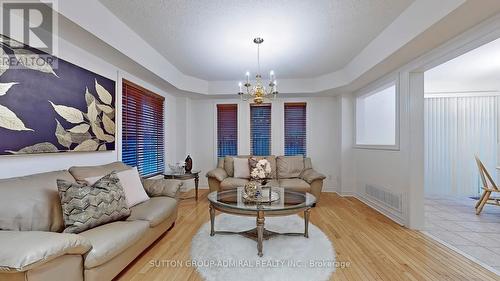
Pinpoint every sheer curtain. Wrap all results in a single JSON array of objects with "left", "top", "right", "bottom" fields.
[{"left": 424, "top": 94, "right": 499, "bottom": 196}]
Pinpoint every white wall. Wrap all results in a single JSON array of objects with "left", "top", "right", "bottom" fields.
[
  {"left": 0, "top": 22, "right": 183, "bottom": 179},
  {"left": 188, "top": 97, "right": 340, "bottom": 189},
  {"left": 340, "top": 74, "right": 412, "bottom": 226}
]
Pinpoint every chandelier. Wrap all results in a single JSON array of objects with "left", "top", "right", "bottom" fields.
[{"left": 238, "top": 37, "right": 278, "bottom": 104}]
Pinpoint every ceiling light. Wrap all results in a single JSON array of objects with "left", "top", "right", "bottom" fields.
[{"left": 238, "top": 37, "right": 278, "bottom": 104}]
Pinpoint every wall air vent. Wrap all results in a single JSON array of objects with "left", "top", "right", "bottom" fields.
[{"left": 365, "top": 184, "right": 402, "bottom": 213}]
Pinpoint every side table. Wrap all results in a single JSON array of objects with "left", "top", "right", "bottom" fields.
[{"left": 163, "top": 170, "right": 200, "bottom": 200}]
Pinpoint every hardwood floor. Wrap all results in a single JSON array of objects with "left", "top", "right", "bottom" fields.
[{"left": 116, "top": 190, "right": 499, "bottom": 281}]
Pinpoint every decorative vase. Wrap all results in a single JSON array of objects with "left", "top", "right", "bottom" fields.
[
  {"left": 185, "top": 155, "right": 192, "bottom": 173},
  {"left": 244, "top": 181, "right": 258, "bottom": 198}
]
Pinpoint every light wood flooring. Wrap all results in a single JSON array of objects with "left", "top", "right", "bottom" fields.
[{"left": 115, "top": 190, "right": 500, "bottom": 281}]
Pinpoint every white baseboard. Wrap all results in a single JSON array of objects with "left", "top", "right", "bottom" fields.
[
  {"left": 355, "top": 193, "right": 405, "bottom": 226},
  {"left": 333, "top": 191, "right": 406, "bottom": 226}
]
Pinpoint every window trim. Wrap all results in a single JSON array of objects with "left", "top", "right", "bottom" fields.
[
  {"left": 250, "top": 103, "right": 272, "bottom": 156},
  {"left": 121, "top": 79, "right": 165, "bottom": 177},
  {"left": 213, "top": 102, "right": 240, "bottom": 162},
  {"left": 216, "top": 103, "right": 238, "bottom": 158},
  {"left": 354, "top": 78, "right": 400, "bottom": 151},
  {"left": 284, "top": 102, "right": 307, "bottom": 156}
]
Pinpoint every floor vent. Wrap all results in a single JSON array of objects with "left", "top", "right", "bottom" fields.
[{"left": 365, "top": 184, "right": 402, "bottom": 213}]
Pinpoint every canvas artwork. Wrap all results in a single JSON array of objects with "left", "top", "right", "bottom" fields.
[{"left": 0, "top": 35, "right": 116, "bottom": 155}]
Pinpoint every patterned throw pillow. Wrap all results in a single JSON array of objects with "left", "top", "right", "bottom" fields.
[{"left": 57, "top": 172, "right": 131, "bottom": 234}]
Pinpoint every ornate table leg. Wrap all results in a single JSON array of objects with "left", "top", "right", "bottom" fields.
[
  {"left": 304, "top": 208, "right": 311, "bottom": 238},
  {"left": 256, "top": 210, "right": 265, "bottom": 257},
  {"left": 194, "top": 174, "right": 199, "bottom": 201},
  {"left": 209, "top": 204, "right": 215, "bottom": 236}
]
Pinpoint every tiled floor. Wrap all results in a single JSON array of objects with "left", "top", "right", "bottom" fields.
[{"left": 424, "top": 196, "right": 500, "bottom": 274}]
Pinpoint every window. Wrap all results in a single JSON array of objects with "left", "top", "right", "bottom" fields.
[
  {"left": 217, "top": 104, "right": 238, "bottom": 157},
  {"left": 250, "top": 104, "right": 271, "bottom": 156},
  {"left": 355, "top": 84, "right": 398, "bottom": 148},
  {"left": 122, "top": 79, "right": 165, "bottom": 177},
  {"left": 284, "top": 102, "right": 306, "bottom": 156}
]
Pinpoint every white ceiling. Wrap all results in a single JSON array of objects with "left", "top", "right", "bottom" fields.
[
  {"left": 99, "top": 0, "right": 414, "bottom": 81},
  {"left": 425, "top": 37, "right": 500, "bottom": 93}
]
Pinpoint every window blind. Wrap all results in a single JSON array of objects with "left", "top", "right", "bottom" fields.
[
  {"left": 284, "top": 102, "right": 306, "bottom": 156},
  {"left": 250, "top": 104, "right": 271, "bottom": 156},
  {"left": 122, "top": 79, "right": 165, "bottom": 177},
  {"left": 217, "top": 104, "right": 238, "bottom": 157}
]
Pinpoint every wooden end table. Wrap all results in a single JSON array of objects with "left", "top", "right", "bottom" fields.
[{"left": 163, "top": 170, "right": 200, "bottom": 200}]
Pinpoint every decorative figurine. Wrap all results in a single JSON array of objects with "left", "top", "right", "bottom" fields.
[{"left": 185, "top": 155, "right": 193, "bottom": 173}]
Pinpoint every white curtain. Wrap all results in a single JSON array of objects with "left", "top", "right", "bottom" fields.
[{"left": 424, "top": 95, "right": 499, "bottom": 196}]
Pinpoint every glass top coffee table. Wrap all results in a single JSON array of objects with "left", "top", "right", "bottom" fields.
[{"left": 207, "top": 187, "right": 316, "bottom": 257}]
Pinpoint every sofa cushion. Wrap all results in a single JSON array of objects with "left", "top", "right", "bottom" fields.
[
  {"left": 223, "top": 155, "right": 250, "bottom": 177},
  {"left": 69, "top": 161, "right": 131, "bottom": 183},
  {"left": 0, "top": 231, "right": 91, "bottom": 272},
  {"left": 0, "top": 170, "right": 75, "bottom": 232},
  {"left": 79, "top": 220, "right": 149, "bottom": 269},
  {"left": 277, "top": 156, "right": 305, "bottom": 179},
  {"left": 279, "top": 178, "right": 310, "bottom": 190},
  {"left": 57, "top": 172, "right": 131, "bottom": 234},
  {"left": 127, "top": 197, "right": 177, "bottom": 227},
  {"left": 220, "top": 178, "right": 249, "bottom": 189},
  {"left": 233, "top": 158, "right": 250, "bottom": 179},
  {"left": 86, "top": 167, "right": 150, "bottom": 208}
]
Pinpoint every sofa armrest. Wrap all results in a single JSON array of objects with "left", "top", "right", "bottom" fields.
[
  {"left": 142, "top": 178, "right": 183, "bottom": 198},
  {"left": 0, "top": 231, "right": 91, "bottom": 272},
  {"left": 300, "top": 169, "right": 326, "bottom": 184},
  {"left": 206, "top": 168, "right": 228, "bottom": 182}
]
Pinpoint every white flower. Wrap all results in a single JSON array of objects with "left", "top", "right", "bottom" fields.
[
  {"left": 265, "top": 165, "right": 271, "bottom": 173},
  {"left": 250, "top": 159, "right": 272, "bottom": 179}
]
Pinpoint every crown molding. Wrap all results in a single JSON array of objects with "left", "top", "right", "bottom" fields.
[{"left": 57, "top": 0, "right": 481, "bottom": 96}]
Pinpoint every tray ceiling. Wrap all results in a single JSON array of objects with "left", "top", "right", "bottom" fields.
[{"left": 99, "top": 0, "right": 414, "bottom": 81}]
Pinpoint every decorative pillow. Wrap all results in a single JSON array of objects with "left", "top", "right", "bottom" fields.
[
  {"left": 57, "top": 172, "right": 131, "bottom": 234},
  {"left": 233, "top": 157, "right": 250, "bottom": 179},
  {"left": 86, "top": 167, "right": 150, "bottom": 208}
]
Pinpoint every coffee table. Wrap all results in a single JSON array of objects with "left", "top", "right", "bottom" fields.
[{"left": 207, "top": 187, "right": 316, "bottom": 257}]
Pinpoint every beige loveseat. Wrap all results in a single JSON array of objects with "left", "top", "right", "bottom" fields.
[
  {"left": 0, "top": 161, "right": 181, "bottom": 281},
  {"left": 207, "top": 155, "right": 326, "bottom": 202}
]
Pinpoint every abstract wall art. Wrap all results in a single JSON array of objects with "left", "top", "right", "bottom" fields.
[{"left": 0, "top": 35, "right": 116, "bottom": 155}]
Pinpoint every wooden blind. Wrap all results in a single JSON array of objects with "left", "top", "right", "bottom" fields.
[
  {"left": 250, "top": 104, "right": 271, "bottom": 156},
  {"left": 217, "top": 104, "right": 238, "bottom": 157},
  {"left": 284, "top": 102, "right": 306, "bottom": 156},
  {"left": 122, "top": 79, "right": 165, "bottom": 177}
]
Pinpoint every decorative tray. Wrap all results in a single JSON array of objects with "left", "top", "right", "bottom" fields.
[{"left": 243, "top": 189, "right": 280, "bottom": 203}]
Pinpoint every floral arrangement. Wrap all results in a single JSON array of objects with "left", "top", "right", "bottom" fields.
[{"left": 250, "top": 159, "right": 272, "bottom": 180}]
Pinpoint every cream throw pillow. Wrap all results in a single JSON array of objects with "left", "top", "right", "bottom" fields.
[
  {"left": 86, "top": 167, "right": 150, "bottom": 208},
  {"left": 233, "top": 158, "right": 250, "bottom": 179}
]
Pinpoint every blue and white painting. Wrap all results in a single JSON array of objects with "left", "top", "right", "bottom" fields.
[{"left": 0, "top": 35, "right": 116, "bottom": 155}]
